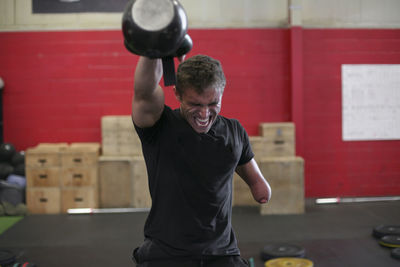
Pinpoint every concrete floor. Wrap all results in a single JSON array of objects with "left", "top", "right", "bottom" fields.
[{"left": 0, "top": 199, "right": 399, "bottom": 267}]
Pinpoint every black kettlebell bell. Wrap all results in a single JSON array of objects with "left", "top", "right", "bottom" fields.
[{"left": 122, "top": 0, "right": 193, "bottom": 86}]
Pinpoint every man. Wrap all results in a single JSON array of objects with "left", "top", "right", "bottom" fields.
[{"left": 132, "top": 54, "right": 271, "bottom": 267}]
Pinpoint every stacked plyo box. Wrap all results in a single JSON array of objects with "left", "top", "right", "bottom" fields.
[
  {"left": 26, "top": 143, "right": 100, "bottom": 214},
  {"left": 60, "top": 143, "right": 100, "bottom": 213},
  {"left": 99, "top": 116, "right": 151, "bottom": 208},
  {"left": 233, "top": 123, "right": 305, "bottom": 215},
  {"left": 101, "top": 116, "right": 142, "bottom": 157},
  {"left": 26, "top": 143, "right": 67, "bottom": 214}
]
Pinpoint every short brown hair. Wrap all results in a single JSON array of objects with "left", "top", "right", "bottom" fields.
[{"left": 176, "top": 55, "right": 226, "bottom": 96}]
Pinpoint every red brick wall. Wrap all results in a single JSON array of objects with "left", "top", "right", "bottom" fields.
[
  {"left": 1, "top": 28, "right": 399, "bottom": 197},
  {"left": 0, "top": 29, "right": 290, "bottom": 149},
  {"left": 303, "top": 29, "right": 400, "bottom": 197}
]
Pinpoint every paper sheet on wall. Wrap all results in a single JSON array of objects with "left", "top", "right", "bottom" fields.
[{"left": 342, "top": 64, "right": 400, "bottom": 141}]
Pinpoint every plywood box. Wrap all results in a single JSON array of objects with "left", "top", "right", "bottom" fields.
[
  {"left": 25, "top": 145, "right": 66, "bottom": 168},
  {"left": 98, "top": 156, "right": 150, "bottom": 208},
  {"left": 254, "top": 122, "right": 296, "bottom": 157},
  {"left": 61, "top": 187, "right": 98, "bottom": 213},
  {"left": 101, "top": 116, "right": 142, "bottom": 156},
  {"left": 26, "top": 187, "right": 61, "bottom": 214},
  {"left": 61, "top": 144, "right": 100, "bottom": 167},
  {"left": 70, "top": 142, "right": 101, "bottom": 150},
  {"left": 131, "top": 157, "right": 151, "bottom": 208},
  {"left": 250, "top": 136, "right": 295, "bottom": 158},
  {"left": 61, "top": 166, "right": 98, "bottom": 187},
  {"left": 259, "top": 122, "right": 295, "bottom": 140},
  {"left": 26, "top": 167, "right": 60, "bottom": 187},
  {"left": 98, "top": 157, "right": 133, "bottom": 208},
  {"left": 101, "top": 116, "right": 134, "bottom": 131},
  {"left": 102, "top": 134, "right": 142, "bottom": 156},
  {"left": 36, "top": 143, "right": 69, "bottom": 147},
  {"left": 259, "top": 157, "right": 304, "bottom": 215}
]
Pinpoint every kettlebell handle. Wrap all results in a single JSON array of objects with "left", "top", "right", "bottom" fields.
[
  {"left": 161, "top": 34, "right": 193, "bottom": 86},
  {"left": 162, "top": 57, "right": 176, "bottom": 86}
]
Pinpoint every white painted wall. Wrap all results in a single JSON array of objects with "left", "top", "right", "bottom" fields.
[
  {"left": 0, "top": 0, "right": 400, "bottom": 31},
  {"left": 302, "top": 0, "right": 400, "bottom": 28},
  {"left": 180, "top": 0, "right": 288, "bottom": 28}
]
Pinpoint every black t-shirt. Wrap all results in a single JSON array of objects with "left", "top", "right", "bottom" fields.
[{"left": 134, "top": 105, "right": 254, "bottom": 260}]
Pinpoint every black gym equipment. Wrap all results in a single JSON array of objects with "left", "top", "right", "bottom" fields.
[
  {"left": 379, "top": 235, "right": 400, "bottom": 248},
  {"left": 0, "top": 250, "right": 16, "bottom": 266},
  {"left": 122, "top": 0, "right": 193, "bottom": 86},
  {"left": 0, "top": 162, "right": 14, "bottom": 180},
  {"left": 12, "top": 262, "right": 37, "bottom": 267},
  {"left": 260, "top": 243, "right": 306, "bottom": 261},
  {"left": 11, "top": 151, "right": 25, "bottom": 166},
  {"left": 0, "top": 250, "right": 36, "bottom": 267},
  {"left": 391, "top": 247, "right": 400, "bottom": 260},
  {"left": 12, "top": 163, "right": 26, "bottom": 177},
  {"left": 0, "top": 143, "right": 16, "bottom": 163},
  {"left": 373, "top": 225, "right": 400, "bottom": 238}
]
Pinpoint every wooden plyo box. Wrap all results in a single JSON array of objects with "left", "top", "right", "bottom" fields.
[
  {"left": 259, "top": 157, "right": 305, "bottom": 215},
  {"left": 101, "top": 116, "right": 143, "bottom": 157},
  {"left": 61, "top": 167, "right": 98, "bottom": 187},
  {"left": 26, "top": 144, "right": 67, "bottom": 214},
  {"left": 25, "top": 144, "right": 67, "bottom": 168},
  {"left": 60, "top": 143, "right": 100, "bottom": 212},
  {"left": 61, "top": 187, "right": 98, "bottom": 213},
  {"left": 26, "top": 142, "right": 101, "bottom": 214},
  {"left": 61, "top": 144, "right": 100, "bottom": 167},
  {"left": 26, "top": 187, "right": 61, "bottom": 214},
  {"left": 250, "top": 136, "right": 295, "bottom": 159},
  {"left": 253, "top": 122, "right": 296, "bottom": 157},
  {"left": 131, "top": 157, "right": 151, "bottom": 208},
  {"left": 259, "top": 123, "right": 295, "bottom": 139},
  {"left": 98, "top": 156, "right": 151, "bottom": 208},
  {"left": 26, "top": 167, "right": 61, "bottom": 187},
  {"left": 60, "top": 143, "right": 100, "bottom": 187}
]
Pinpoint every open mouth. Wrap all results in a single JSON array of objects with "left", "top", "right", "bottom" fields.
[{"left": 195, "top": 117, "right": 210, "bottom": 127}]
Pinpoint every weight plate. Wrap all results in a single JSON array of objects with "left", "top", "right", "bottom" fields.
[
  {"left": 264, "top": 257, "right": 314, "bottom": 267},
  {"left": 260, "top": 243, "right": 306, "bottom": 261},
  {"left": 373, "top": 225, "right": 400, "bottom": 238},
  {"left": 391, "top": 247, "right": 400, "bottom": 260},
  {"left": 0, "top": 250, "right": 16, "bottom": 265},
  {"left": 379, "top": 235, "right": 400, "bottom": 248}
]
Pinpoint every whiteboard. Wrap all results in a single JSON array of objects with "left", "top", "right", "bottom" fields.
[{"left": 342, "top": 64, "right": 400, "bottom": 141}]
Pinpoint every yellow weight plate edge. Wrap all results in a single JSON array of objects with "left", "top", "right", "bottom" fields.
[
  {"left": 378, "top": 240, "right": 400, "bottom": 248},
  {"left": 264, "top": 257, "right": 314, "bottom": 267}
]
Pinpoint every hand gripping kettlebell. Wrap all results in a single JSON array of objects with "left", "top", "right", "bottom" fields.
[{"left": 122, "top": 0, "right": 193, "bottom": 86}]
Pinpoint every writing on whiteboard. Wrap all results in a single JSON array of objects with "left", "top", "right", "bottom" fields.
[{"left": 342, "top": 64, "right": 400, "bottom": 141}]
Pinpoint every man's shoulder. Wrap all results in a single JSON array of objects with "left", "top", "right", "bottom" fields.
[
  {"left": 217, "top": 115, "right": 242, "bottom": 128},
  {"left": 214, "top": 115, "right": 247, "bottom": 137},
  {"left": 159, "top": 105, "right": 178, "bottom": 120}
]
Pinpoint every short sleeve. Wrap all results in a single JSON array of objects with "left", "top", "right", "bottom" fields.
[
  {"left": 237, "top": 122, "right": 254, "bottom": 166},
  {"left": 133, "top": 105, "right": 170, "bottom": 144}
]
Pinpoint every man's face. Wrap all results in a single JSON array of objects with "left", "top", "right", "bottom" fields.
[{"left": 177, "top": 87, "right": 223, "bottom": 134}]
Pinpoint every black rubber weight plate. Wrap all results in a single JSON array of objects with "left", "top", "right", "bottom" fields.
[
  {"left": 391, "top": 247, "right": 400, "bottom": 260},
  {"left": 0, "top": 250, "right": 16, "bottom": 265},
  {"left": 379, "top": 235, "right": 400, "bottom": 248},
  {"left": 260, "top": 243, "right": 306, "bottom": 261},
  {"left": 373, "top": 225, "right": 400, "bottom": 238}
]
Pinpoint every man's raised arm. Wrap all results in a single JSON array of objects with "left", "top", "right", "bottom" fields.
[{"left": 132, "top": 57, "right": 165, "bottom": 128}]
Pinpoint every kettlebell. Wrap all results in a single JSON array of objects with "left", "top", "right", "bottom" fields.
[{"left": 122, "top": 0, "right": 193, "bottom": 86}]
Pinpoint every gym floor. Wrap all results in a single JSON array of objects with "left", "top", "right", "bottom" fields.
[{"left": 0, "top": 200, "right": 399, "bottom": 267}]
